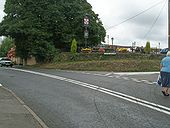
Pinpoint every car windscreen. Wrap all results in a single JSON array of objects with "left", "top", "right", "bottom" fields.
[{"left": 0, "top": 59, "right": 11, "bottom": 61}]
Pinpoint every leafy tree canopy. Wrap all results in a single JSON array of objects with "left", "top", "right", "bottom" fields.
[
  {"left": 0, "top": 0, "right": 106, "bottom": 62},
  {"left": 0, "top": 36, "right": 14, "bottom": 57}
]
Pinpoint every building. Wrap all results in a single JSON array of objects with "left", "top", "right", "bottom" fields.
[{"left": 7, "top": 47, "right": 36, "bottom": 65}]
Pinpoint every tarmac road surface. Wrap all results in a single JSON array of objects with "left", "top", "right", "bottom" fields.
[{"left": 0, "top": 67, "right": 170, "bottom": 128}]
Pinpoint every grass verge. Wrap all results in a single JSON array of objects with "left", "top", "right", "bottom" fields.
[{"left": 36, "top": 59, "right": 160, "bottom": 72}]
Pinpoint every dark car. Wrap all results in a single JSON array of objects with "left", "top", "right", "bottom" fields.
[
  {"left": 160, "top": 48, "right": 168, "bottom": 54},
  {"left": 0, "top": 58, "right": 13, "bottom": 67}
]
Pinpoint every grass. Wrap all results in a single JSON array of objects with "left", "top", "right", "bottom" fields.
[
  {"left": 27, "top": 53, "right": 163, "bottom": 72},
  {"left": 36, "top": 59, "right": 160, "bottom": 72}
]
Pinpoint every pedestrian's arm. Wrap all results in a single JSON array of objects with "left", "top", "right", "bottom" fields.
[
  {"left": 160, "top": 60, "right": 163, "bottom": 69},
  {"left": 160, "top": 64, "right": 163, "bottom": 69}
]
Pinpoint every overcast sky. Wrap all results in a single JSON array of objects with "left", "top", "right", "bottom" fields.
[{"left": 0, "top": 0, "right": 168, "bottom": 48}]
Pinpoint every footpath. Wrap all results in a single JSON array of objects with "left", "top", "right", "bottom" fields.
[{"left": 0, "top": 85, "right": 48, "bottom": 128}]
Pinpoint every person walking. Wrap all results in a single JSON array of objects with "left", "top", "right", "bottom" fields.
[{"left": 160, "top": 51, "right": 170, "bottom": 96}]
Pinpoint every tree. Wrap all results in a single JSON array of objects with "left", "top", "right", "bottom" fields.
[
  {"left": 0, "top": 36, "right": 14, "bottom": 57},
  {"left": 144, "top": 41, "right": 151, "bottom": 54},
  {"left": 0, "top": 0, "right": 106, "bottom": 63},
  {"left": 71, "top": 38, "right": 77, "bottom": 53},
  {"left": 32, "top": 40, "right": 57, "bottom": 63},
  {"left": 49, "top": 0, "right": 106, "bottom": 48}
]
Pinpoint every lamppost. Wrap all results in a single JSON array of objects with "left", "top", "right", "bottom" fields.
[
  {"left": 83, "top": 14, "right": 90, "bottom": 47},
  {"left": 111, "top": 37, "right": 114, "bottom": 49},
  {"left": 132, "top": 41, "right": 136, "bottom": 53},
  {"left": 107, "top": 35, "right": 109, "bottom": 44},
  {"left": 159, "top": 42, "right": 160, "bottom": 52}
]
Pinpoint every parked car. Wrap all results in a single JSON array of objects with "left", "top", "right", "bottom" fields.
[
  {"left": 160, "top": 48, "right": 168, "bottom": 54},
  {"left": 0, "top": 58, "right": 13, "bottom": 67}
]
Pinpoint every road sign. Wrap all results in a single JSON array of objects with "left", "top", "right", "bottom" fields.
[
  {"left": 84, "top": 16, "right": 89, "bottom": 26},
  {"left": 84, "top": 30, "right": 89, "bottom": 38}
]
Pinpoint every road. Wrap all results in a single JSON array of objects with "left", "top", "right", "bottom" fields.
[{"left": 0, "top": 67, "right": 170, "bottom": 128}]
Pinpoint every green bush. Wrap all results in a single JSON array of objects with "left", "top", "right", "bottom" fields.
[
  {"left": 70, "top": 39, "right": 77, "bottom": 53},
  {"left": 144, "top": 41, "right": 151, "bottom": 54}
]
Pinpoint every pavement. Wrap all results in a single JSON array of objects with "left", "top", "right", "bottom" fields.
[{"left": 0, "top": 85, "right": 48, "bottom": 128}]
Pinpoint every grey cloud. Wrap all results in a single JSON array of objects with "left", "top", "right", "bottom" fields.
[
  {"left": 0, "top": 0, "right": 5, "bottom": 21},
  {"left": 0, "top": 0, "right": 5, "bottom": 10}
]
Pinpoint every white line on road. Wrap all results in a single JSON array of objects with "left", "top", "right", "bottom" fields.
[
  {"left": 108, "top": 76, "right": 113, "bottom": 78},
  {"left": 81, "top": 72, "right": 91, "bottom": 75},
  {"left": 0, "top": 83, "right": 2, "bottom": 87},
  {"left": 9, "top": 68, "right": 170, "bottom": 116},
  {"left": 115, "top": 76, "right": 120, "bottom": 79},
  {"left": 114, "top": 72, "right": 159, "bottom": 75},
  {"left": 93, "top": 73, "right": 105, "bottom": 76},
  {"left": 122, "top": 77, "right": 129, "bottom": 80},
  {"left": 130, "top": 78, "right": 142, "bottom": 83},
  {"left": 104, "top": 73, "right": 113, "bottom": 76}
]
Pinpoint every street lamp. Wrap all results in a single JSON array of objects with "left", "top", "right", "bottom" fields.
[
  {"left": 132, "top": 41, "right": 136, "bottom": 53},
  {"left": 111, "top": 37, "right": 114, "bottom": 49},
  {"left": 107, "top": 35, "right": 109, "bottom": 44}
]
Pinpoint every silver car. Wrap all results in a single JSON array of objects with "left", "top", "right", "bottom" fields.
[{"left": 0, "top": 58, "right": 13, "bottom": 67}]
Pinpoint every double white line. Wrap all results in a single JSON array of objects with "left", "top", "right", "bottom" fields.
[{"left": 10, "top": 68, "right": 170, "bottom": 116}]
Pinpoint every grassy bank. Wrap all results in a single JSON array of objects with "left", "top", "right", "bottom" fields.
[
  {"left": 35, "top": 53, "right": 163, "bottom": 72},
  {"left": 38, "top": 60, "right": 160, "bottom": 72}
]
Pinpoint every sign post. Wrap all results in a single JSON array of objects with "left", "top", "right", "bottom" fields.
[{"left": 83, "top": 14, "right": 89, "bottom": 47}]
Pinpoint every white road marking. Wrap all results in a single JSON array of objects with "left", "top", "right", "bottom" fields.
[
  {"left": 81, "top": 72, "right": 91, "bottom": 75},
  {"left": 131, "top": 78, "right": 142, "bottom": 83},
  {"left": 143, "top": 81, "right": 153, "bottom": 84},
  {"left": 104, "top": 73, "right": 113, "bottom": 76},
  {"left": 141, "top": 80, "right": 149, "bottom": 82},
  {"left": 122, "top": 77, "right": 129, "bottom": 80},
  {"left": 58, "top": 71, "right": 157, "bottom": 86},
  {"left": 9, "top": 68, "right": 170, "bottom": 116},
  {"left": 153, "top": 82, "right": 158, "bottom": 85},
  {"left": 148, "top": 82, "right": 154, "bottom": 85},
  {"left": 93, "top": 74, "right": 105, "bottom": 76},
  {"left": 114, "top": 72, "right": 159, "bottom": 75},
  {"left": 115, "top": 76, "right": 120, "bottom": 79},
  {"left": 108, "top": 76, "right": 113, "bottom": 78},
  {"left": 0, "top": 83, "right": 2, "bottom": 87}
]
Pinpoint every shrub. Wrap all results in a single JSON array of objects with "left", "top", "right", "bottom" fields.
[
  {"left": 70, "top": 39, "right": 77, "bottom": 53},
  {"left": 144, "top": 41, "right": 151, "bottom": 54}
]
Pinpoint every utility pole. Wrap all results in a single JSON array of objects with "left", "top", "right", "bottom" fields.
[{"left": 168, "top": 0, "right": 170, "bottom": 50}]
